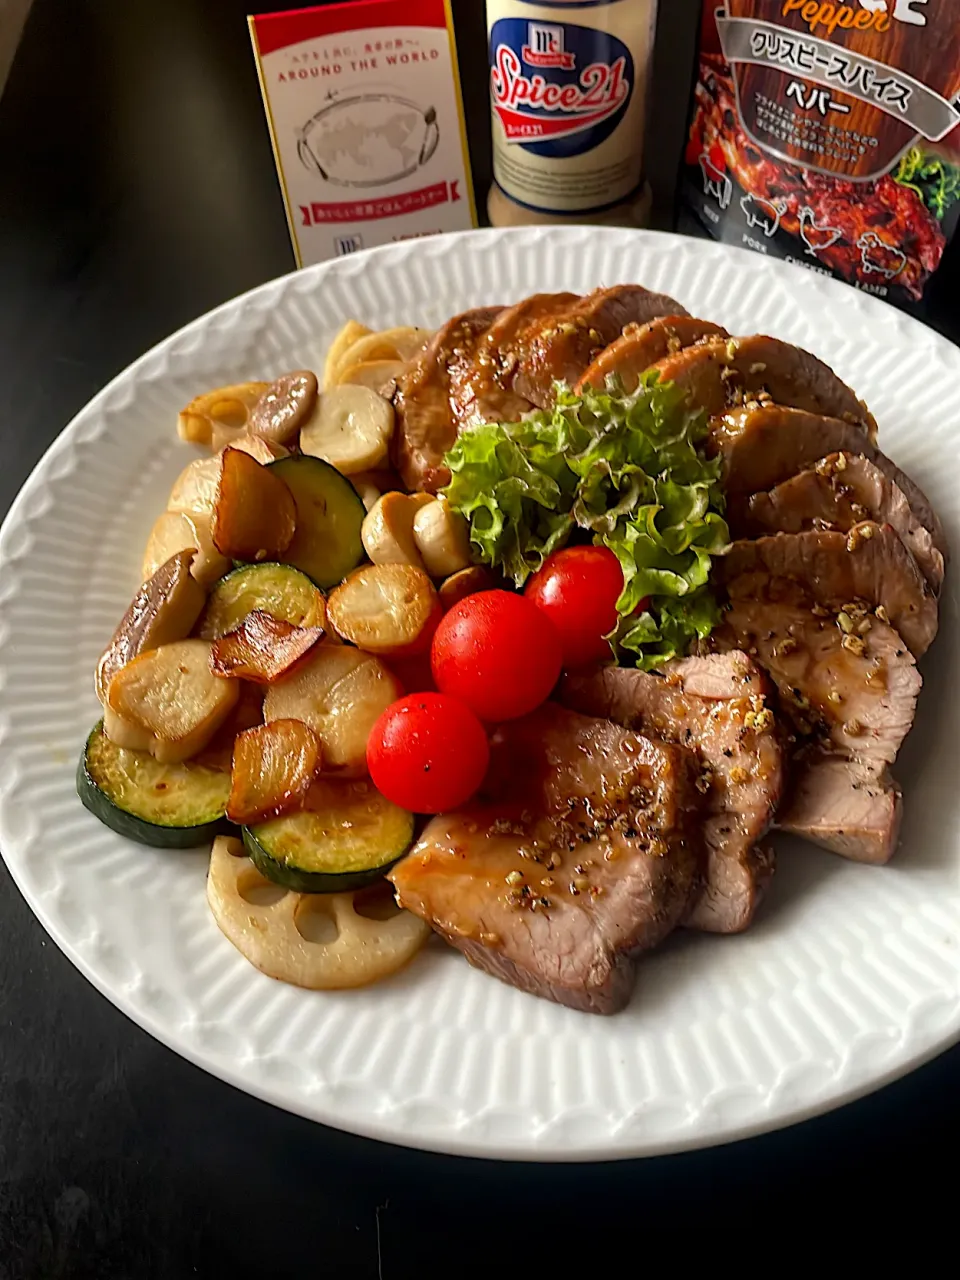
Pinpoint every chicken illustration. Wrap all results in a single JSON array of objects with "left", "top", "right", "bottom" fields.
[
  {"left": 858, "top": 231, "right": 907, "bottom": 280},
  {"left": 798, "top": 205, "right": 843, "bottom": 256}
]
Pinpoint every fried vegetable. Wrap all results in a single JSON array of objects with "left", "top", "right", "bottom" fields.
[
  {"left": 96, "top": 550, "right": 206, "bottom": 704},
  {"left": 438, "top": 565, "right": 497, "bottom": 610},
  {"left": 263, "top": 644, "right": 401, "bottom": 775},
  {"left": 193, "top": 680, "right": 265, "bottom": 772},
  {"left": 103, "top": 639, "right": 240, "bottom": 764},
  {"left": 355, "top": 479, "right": 381, "bottom": 512},
  {"left": 168, "top": 435, "right": 290, "bottom": 521},
  {"left": 335, "top": 326, "right": 432, "bottom": 371},
  {"left": 197, "top": 563, "right": 327, "bottom": 640},
  {"left": 322, "top": 320, "right": 371, "bottom": 390},
  {"left": 142, "top": 510, "right": 230, "bottom": 590},
  {"left": 212, "top": 448, "right": 297, "bottom": 561},
  {"left": 327, "top": 564, "right": 441, "bottom": 655},
  {"left": 336, "top": 359, "right": 406, "bottom": 393},
  {"left": 78, "top": 722, "right": 231, "bottom": 848},
  {"left": 361, "top": 491, "right": 433, "bottom": 570},
  {"left": 412, "top": 498, "right": 473, "bottom": 577},
  {"left": 177, "top": 382, "right": 269, "bottom": 447},
  {"left": 243, "top": 776, "right": 415, "bottom": 892},
  {"left": 226, "top": 719, "right": 323, "bottom": 825},
  {"left": 210, "top": 610, "right": 324, "bottom": 683},
  {"left": 168, "top": 456, "right": 221, "bottom": 519},
  {"left": 266, "top": 456, "right": 365, "bottom": 589},
  {"left": 206, "top": 836, "right": 430, "bottom": 989},
  {"left": 299, "top": 385, "right": 393, "bottom": 474},
  {"left": 248, "top": 371, "right": 319, "bottom": 445}
]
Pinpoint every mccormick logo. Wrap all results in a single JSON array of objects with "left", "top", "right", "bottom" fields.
[
  {"left": 522, "top": 23, "right": 575, "bottom": 70},
  {"left": 490, "top": 17, "right": 633, "bottom": 158}
]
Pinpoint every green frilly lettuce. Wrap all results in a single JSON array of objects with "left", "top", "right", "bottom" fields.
[{"left": 442, "top": 375, "right": 730, "bottom": 671}]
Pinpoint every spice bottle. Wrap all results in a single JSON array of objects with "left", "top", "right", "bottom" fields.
[{"left": 486, "top": 0, "right": 658, "bottom": 227}]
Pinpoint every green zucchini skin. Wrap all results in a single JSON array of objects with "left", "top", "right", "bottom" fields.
[
  {"left": 267, "top": 456, "right": 364, "bottom": 590},
  {"left": 242, "top": 796, "right": 415, "bottom": 894},
  {"left": 77, "top": 722, "right": 231, "bottom": 849},
  {"left": 197, "top": 561, "right": 326, "bottom": 639}
]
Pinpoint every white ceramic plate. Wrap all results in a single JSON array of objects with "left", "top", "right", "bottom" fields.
[{"left": 1, "top": 227, "right": 958, "bottom": 1161}]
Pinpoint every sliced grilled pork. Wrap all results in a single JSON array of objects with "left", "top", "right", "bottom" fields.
[
  {"left": 712, "top": 405, "right": 947, "bottom": 561},
  {"left": 391, "top": 306, "right": 503, "bottom": 492},
  {"left": 651, "top": 336, "right": 877, "bottom": 433},
  {"left": 389, "top": 703, "right": 702, "bottom": 1014},
  {"left": 574, "top": 316, "right": 728, "bottom": 394},
  {"left": 510, "top": 285, "right": 689, "bottom": 408},
  {"left": 448, "top": 292, "right": 578, "bottom": 428},
  {"left": 714, "top": 576, "right": 921, "bottom": 767},
  {"left": 560, "top": 653, "right": 784, "bottom": 934},
  {"left": 777, "top": 751, "right": 902, "bottom": 865},
  {"left": 721, "top": 526, "right": 937, "bottom": 657},
  {"left": 742, "top": 453, "right": 945, "bottom": 593},
  {"left": 712, "top": 557, "right": 921, "bottom": 862}
]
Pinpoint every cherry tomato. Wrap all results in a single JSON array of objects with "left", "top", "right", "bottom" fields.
[
  {"left": 430, "top": 590, "right": 562, "bottom": 722},
  {"left": 384, "top": 651, "right": 436, "bottom": 695},
  {"left": 524, "top": 546, "right": 626, "bottom": 668},
  {"left": 367, "top": 692, "right": 489, "bottom": 814}
]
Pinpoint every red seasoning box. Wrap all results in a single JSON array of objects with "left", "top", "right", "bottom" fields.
[{"left": 249, "top": 0, "right": 477, "bottom": 265}]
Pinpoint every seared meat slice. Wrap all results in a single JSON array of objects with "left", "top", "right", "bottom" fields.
[
  {"left": 777, "top": 751, "right": 902, "bottom": 865},
  {"left": 651, "top": 336, "right": 877, "bottom": 434},
  {"left": 389, "top": 703, "right": 701, "bottom": 1014},
  {"left": 714, "top": 576, "right": 921, "bottom": 768},
  {"left": 574, "top": 316, "right": 728, "bottom": 394},
  {"left": 510, "top": 285, "right": 689, "bottom": 408},
  {"left": 711, "top": 405, "right": 947, "bottom": 562},
  {"left": 449, "top": 292, "right": 578, "bottom": 427},
  {"left": 392, "top": 306, "right": 503, "bottom": 492},
  {"left": 712, "top": 563, "right": 921, "bottom": 862},
  {"left": 742, "top": 453, "right": 945, "bottom": 594},
  {"left": 560, "top": 653, "right": 784, "bottom": 935},
  {"left": 721, "top": 526, "right": 937, "bottom": 657}
]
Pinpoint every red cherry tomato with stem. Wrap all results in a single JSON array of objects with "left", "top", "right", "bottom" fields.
[
  {"left": 430, "top": 590, "right": 562, "bottom": 722},
  {"left": 367, "top": 692, "right": 489, "bottom": 814},
  {"left": 524, "top": 546, "right": 633, "bottom": 669}
]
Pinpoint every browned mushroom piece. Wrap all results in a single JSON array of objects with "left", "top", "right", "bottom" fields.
[
  {"left": 95, "top": 550, "right": 206, "bottom": 704},
  {"left": 248, "top": 371, "right": 319, "bottom": 445},
  {"left": 211, "top": 448, "right": 297, "bottom": 562}
]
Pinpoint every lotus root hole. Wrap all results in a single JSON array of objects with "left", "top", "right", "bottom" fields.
[
  {"left": 212, "top": 399, "right": 250, "bottom": 429},
  {"left": 294, "top": 897, "right": 339, "bottom": 944},
  {"left": 352, "top": 881, "right": 402, "bottom": 922},
  {"left": 237, "top": 870, "right": 287, "bottom": 908}
]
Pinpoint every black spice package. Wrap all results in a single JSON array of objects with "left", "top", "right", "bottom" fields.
[{"left": 678, "top": 1, "right": 960, "bottom": 313}]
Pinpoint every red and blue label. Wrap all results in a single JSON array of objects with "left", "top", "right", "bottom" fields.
[{"left": 490, "top": 15, "right": 633, "bottom": 157}]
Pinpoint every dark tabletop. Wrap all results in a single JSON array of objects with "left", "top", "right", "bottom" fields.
[{"left": 1, "top": 2, "right": 957, "bottom": 1274}]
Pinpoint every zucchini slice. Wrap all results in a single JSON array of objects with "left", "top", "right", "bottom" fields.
[
  {"left": 77, "top": 722, "right": 230, "bottom": 848},
  {"left": 243, "top": 777, "right": 414, "bottom": 892},
  {"left": 267, "top": 456, "right": 364, "bottom": 590},
  {"left": 197, "top": 562, "right": 326, "bottom": 640}
]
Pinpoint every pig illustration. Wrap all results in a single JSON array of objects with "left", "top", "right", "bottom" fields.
[{"left": 739, "top": 192, "right": 785, "bottom": 237}]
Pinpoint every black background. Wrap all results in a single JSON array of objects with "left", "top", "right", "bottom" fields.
[{"left": 1, "top": 2, "right": 957, "bottom": 1275}]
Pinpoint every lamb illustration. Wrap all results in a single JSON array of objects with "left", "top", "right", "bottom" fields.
[
  {"left": 740, "top": 192, "right": 786, "bottom": 237},
  {"left": 857, "top": 230, "right": 906, "bottom": 279},
  {"left": 798, "top": 205, "right": 842, "bottom": 256},
  {"left": 699, "top": 152, "right": 732, "bottom": 210}
]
